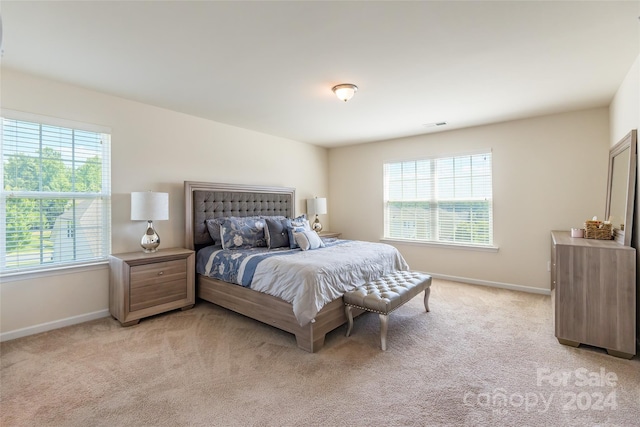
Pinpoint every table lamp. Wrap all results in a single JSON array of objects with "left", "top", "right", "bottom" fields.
[
  {"left": 131, "top": 191, "right": 169, "bottom": 253},
  {"left": 306, "top": 197, "right": 327, "bottom": 233}
]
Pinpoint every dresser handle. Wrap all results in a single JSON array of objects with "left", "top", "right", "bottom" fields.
[{"left": 158, "top": 271, "right": 164, "bottom": 276}]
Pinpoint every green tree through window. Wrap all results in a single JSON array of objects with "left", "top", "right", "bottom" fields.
[{"left": 1, "top": 115, "right": 111, "bottom": 273}]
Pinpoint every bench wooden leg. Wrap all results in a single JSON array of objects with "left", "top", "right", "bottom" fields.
[
  {"left": 424, "top": 287, "right": 431, "bottom": 312},
  {"left": 345, "top": 305, "right": 354, "bottom": 337},
  {"left": 379, "top": 313, "right": 389, "bottom": 351}
]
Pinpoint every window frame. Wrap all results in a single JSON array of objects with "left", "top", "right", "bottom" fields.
[
  {"left": 0, "top": 109, "right": 112, "bottom": 276},
  {"left": 383, "top": 150, "right": 496, "bottom": 250}
]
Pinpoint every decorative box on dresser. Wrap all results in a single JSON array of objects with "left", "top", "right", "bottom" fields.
[
  {"left": 109, "top": 248, "right": 195, "bottom": 326},
  {"left": 550, "top": 231, "right": 636, "bottom": 359}
]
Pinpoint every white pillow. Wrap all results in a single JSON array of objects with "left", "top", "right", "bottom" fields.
[{"left": 293, "top": 230, "right": 325, "bottom": 251}]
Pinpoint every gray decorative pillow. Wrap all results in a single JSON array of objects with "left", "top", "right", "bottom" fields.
[
  {"left": 294, "top": 230, "right": 325, "bottom": 251},
  {"left": 265, "top": 218, "right": 290, "bottom": 249},
  {"left": 205, "top": 217, "right": 226, "bottom": 245}
]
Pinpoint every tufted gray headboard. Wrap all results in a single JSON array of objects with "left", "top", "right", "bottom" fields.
[{"left": 184, "top": 181, "right": 295, "bottom": 251}]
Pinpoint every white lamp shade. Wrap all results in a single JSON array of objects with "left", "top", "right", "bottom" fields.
[
  {"left": 307, "top": 197, "right": 327, "bottom": 216},
  {"left": 131, "top": 192, "right": 169, "bottom": 221}
]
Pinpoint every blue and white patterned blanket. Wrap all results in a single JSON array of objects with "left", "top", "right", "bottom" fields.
[
  {"left": 196, "top": 240, "right": 345, "bottom": 286},
  {"left": 196, "top": 239, "right": 409, "bottom": 325}
]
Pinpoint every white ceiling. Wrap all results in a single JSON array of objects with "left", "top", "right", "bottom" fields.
[{"left": 1, "top": 1, "right": 638, "bottom": 148}]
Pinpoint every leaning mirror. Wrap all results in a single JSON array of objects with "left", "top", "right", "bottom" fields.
[{"left": 605, "top": 129, "right": 637, "bottom": 246}]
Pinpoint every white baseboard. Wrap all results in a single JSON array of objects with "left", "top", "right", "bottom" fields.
[
  {"left": 0, "top": 309, "right": 110, "bottom": 342},
  {"left": 426, "top": 273, "right": 551, "bottom": 296},
  {"left": 0, "top": 275, "right": 552, "bottom": 342}
]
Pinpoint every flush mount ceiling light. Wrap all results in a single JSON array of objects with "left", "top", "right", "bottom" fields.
[{"left": 332, "top": 83, "right": 358, "bottom": 102}]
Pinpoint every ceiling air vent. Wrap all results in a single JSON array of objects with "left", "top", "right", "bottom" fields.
[{"left": 422, "top": 121, "right": 448, "bottom": 128}]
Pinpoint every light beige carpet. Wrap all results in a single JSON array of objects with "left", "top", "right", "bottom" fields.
[{"left": 1, "top": 279, "right": 639, "bottom": 426}]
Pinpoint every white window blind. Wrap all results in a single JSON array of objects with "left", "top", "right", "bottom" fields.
[
  {"left": 384, "top": 152, "right": 493, "bottom": 246},
  {"left": 1, "top": 113, "right": 111, "bottom": 274}
]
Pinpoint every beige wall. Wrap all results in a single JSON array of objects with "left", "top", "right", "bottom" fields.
[
  {"left": 610, "top": 55, "right": 639, "bottom": 146},
  {"left": 0, "top": 69, "right": 328, "bottom": 337},
  {"left": 1, "top": 60, "right": 632, "bottom": 338},
  {"left": 609, "top": 54, "right": 639, "bottom": 345},
  {"left": 329, "top": 108, "right": 610, "bottom": 292},
  {"left": 609, "top": 54, "right": 639, "bottom": 254}
]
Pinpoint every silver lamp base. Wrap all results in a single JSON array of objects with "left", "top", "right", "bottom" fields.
[
  {"left": 141, "top": 220, "right": 161, "bottom": 253},
  {"left": 312, "top": 216, "right": 323, "bottom": 233}
]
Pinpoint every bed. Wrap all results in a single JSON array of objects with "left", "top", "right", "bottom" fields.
[{"left": 184, "top": 181, "right": 408, "bottom": 352}]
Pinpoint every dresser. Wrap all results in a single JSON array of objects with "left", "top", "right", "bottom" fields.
[
  {"left": 109, "top": 248, "right": 195, "bottom": 326},
  {"left": 550, "top": 231, "right": 636, "bottom": 358}
]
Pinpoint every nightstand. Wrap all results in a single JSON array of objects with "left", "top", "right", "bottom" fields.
[
  {"left": 318, "top": 231, "right": 341, "bottom": 238},
  {"left": 109, "top": 248, "right": 195, "bottom": 326}
]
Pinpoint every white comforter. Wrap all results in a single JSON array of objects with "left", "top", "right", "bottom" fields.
[{"left": 250, "top": 240, "right": 409, "bottom": 325}]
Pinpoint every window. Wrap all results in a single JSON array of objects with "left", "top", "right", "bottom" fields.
[
  {"left": 384, "top": 152, "right": 493, "bottom": 247},
  {"left": 1, "top": 111, "right": 111, "bottom": 274}
]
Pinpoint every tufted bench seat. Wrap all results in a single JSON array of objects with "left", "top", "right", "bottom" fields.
[{"left": 343, "top": 270, "right": 432, "bottom": 350}]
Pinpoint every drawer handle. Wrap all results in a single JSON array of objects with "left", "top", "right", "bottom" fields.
[{"left": 158, "top": 271, "right": 164, "bottom": 276}]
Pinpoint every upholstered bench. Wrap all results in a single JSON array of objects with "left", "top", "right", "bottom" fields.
[{"left": 344, "top": 271, "right": 432, "bottom": 350}]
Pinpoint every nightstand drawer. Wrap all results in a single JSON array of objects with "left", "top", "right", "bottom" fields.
[
  {"left": 130, "top": 279, "right": 187, "bottom": 312},
  {"left": 130, "top": 259, "right": 187, "bottom": 288},
  {"left": 129, "top": 259, "right": 187, "bottom": 311},
  {"left": 319, "top": 231, "right": 341, "bottom": 238}
]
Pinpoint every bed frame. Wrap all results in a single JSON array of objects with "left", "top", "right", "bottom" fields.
[{"left": 184, "top": 181, "right": 362, "bottom": 352}]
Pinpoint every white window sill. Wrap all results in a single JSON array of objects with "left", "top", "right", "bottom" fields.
[
  {"left": 0, "top": 261, "right": 109, "bottom": 283},
  {"left": 380, "top": 238, "right": 499, "bottom": 252}
]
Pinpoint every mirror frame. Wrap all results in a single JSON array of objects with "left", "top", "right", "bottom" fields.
[{"left": 605, "top": 129, "right": 637, "bottom": 246}]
